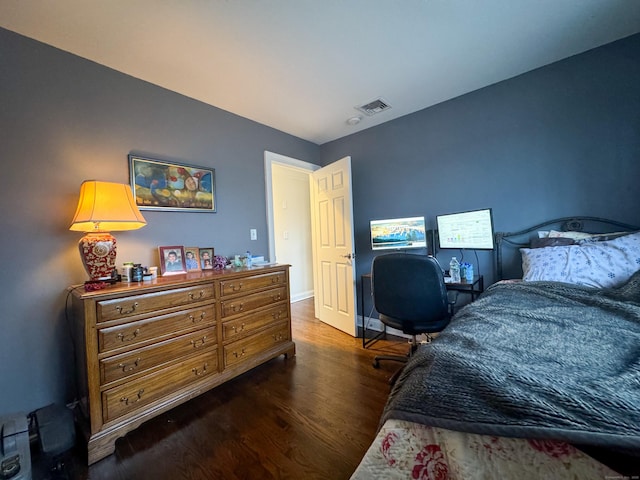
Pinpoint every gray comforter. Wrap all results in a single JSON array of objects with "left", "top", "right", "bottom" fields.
[{"left": 382, "top": 272, "right": 640, "bottom": 449}]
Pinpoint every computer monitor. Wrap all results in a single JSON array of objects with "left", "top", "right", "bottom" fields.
[
  {"left": 370, "top": 216, "right": 427, "bottom": 251},
  {"left": 436, "top": 208, "right": 495, "bottom": 250}
]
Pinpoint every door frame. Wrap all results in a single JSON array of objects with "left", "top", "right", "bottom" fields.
[
  {"left": 264, "top": 151, "right": 320, "bottom": 267},
  {"left": 265, "top": 151, "right": 358, "bottom": 337}
]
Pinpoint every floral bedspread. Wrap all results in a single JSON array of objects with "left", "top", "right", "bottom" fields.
[{"left": 350, "top": 419, "right": 619, "bottom": 480}]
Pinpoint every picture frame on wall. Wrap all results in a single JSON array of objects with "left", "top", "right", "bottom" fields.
[
  {"left": 184, "top": 247, "right": 201, "bottom": 272},
  {"left": 158, "top": 246, "right": 187, "bottom": 276},
  {"left": 129, "top": 154, "right": 216, "bottom": 212},
  {"left": 199, "top": 248, "right": 214, "bottom": 270}
]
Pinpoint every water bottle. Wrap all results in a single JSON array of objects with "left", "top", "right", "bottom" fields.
[
  {"left": 245, "top": 250, "right": 252, "bottom": 268},
  {"left": 449, "top": 257, "right": 461, "bottom": 283}
]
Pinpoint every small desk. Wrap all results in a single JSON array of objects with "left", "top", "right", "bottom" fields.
[
  {"left": 360, "top": 273, "right": 484, "bottom": 348},
  {"left": 444, "top": 275, "right": 484, "bottom": 301}
]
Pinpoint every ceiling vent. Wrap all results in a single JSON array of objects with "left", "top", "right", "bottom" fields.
[{"left": 355, "top": 98, "right": 391, "bottom": 116}]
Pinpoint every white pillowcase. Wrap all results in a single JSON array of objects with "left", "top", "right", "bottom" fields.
[
  {"left": 547, "top": 229, "right": 594, "bottom": 240},
  {"left": 520, "top": 231, "right": 640, "bottom": 288}
]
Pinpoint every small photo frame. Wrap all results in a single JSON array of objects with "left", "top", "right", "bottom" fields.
[
  {"left": 199, "top": 248, "right": 214, "bottom": 270},
  {"left": 184, "top": 247, "right": 201, "bottom": 272},
  {"left": 158, "top": 246, "right": 187, "bottom": 276}
]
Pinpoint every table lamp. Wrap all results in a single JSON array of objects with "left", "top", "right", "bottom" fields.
[{"left": 69, "top": 180, "right": 147, "bottom": 281}]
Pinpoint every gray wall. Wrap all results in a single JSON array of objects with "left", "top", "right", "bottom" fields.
[
  {"left": 0, "top": 28, "right": 319, "bottom": 414},
  {"left": 321, "top": 33, "right": 640, "bottom": 297}
]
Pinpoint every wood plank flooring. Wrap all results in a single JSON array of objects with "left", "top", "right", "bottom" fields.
[{"left": 62, "top": 298, "right": 409, "bottom": 480}]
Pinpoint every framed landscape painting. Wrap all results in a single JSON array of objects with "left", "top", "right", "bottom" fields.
[{"left": 129, "top": 154, "right": 216, "bottom": 212}]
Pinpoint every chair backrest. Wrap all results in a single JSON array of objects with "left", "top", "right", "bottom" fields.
[{"left": 371, "top": 253, "right": 449, "bottom": 334}]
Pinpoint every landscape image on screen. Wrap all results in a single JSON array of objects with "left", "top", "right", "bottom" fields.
[{"left": 370, "top": 216, "right": 427, "bottom": 251}]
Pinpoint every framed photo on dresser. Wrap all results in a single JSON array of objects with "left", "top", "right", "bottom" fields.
[
  {"left": 184, "top": 247, "right": 201, "bottom": 272},
  {"left": 158, "top": 246, "right": 187, "bottom": 276},
  {"left": 199, "top": 248, "right": 214, "bottom": 270}
]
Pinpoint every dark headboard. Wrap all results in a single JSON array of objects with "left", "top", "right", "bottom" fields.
[{"left": 495, "top": 216, "right": 639, "bottom": 280}]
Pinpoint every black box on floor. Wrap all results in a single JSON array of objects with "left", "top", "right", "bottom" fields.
[{"left": 33, "top": 405, "right": 75, "bottom": 457}]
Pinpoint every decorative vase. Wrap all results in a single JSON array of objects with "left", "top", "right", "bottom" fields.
[{"left": 78, "top": 232, "right": 117, "bottom": 280}]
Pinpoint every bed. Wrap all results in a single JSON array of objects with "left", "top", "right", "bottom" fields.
[{"left": 351, "top": 217, "right": 640, "bottom": 479}]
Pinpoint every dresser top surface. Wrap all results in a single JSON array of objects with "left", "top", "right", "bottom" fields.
[{"left": 70, "top": 264, "right": 290, "bottom": 300}]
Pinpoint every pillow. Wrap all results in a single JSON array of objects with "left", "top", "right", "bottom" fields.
[
  {"left": 547, "top": 230, "right": 595, "bottom": 240},
  {"left": 530, "top": 237, "right": 575, "bottom": 249},
  {"left": 547, "top": 229, "right": 634, "bottom": 243},
  {"left": 575, "top": 231, "right": 635, "bottom": 244},
  {"left": 520, "top": 231, "right": 640, "bottom": 288}
]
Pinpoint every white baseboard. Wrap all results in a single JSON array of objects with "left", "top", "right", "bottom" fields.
[
  {"left": 362, "top": 316, "right": 383, "bottom": 331},
  {"left": 291, "top": 290, "right": 314, "bottom": 303},
  {"left": 361, "top": 315, "right": 411, "bottom": 340}
]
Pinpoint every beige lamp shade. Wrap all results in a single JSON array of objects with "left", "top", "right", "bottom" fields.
[
  {"left": 70, "top": 181, "right": 147, "bottom": 280},
  {"left": 69, "top": 180, "right": 147, "bottom": 232}
]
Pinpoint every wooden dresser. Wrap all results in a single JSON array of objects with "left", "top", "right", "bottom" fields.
[{"left": 70, "top": 264, "right": 295, "bottom": 464}]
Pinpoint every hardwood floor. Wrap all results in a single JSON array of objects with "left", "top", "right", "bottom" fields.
[{"left": 61, "top": 298, "right": 409, "bottom": 480}]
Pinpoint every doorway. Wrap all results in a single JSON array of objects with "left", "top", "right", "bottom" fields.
[
  {"left": 264, "top": 151, "right": 319, "bottom": 302},
  {"left": 264, "top": 151, "right": 358, "bottom": 337}
]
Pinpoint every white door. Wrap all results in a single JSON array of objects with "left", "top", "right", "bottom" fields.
[{"left": 310, "top": 156, "right": 357, "bottom": 336}]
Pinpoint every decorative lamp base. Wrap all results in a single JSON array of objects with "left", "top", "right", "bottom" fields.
[{"left": 78, "top": 232, "right": 117, "bottom": 280}]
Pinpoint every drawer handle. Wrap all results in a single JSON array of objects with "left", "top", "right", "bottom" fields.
[
  {"left": 189, "top": 290, "right": 205, "bottom": 300},
  {"left": 115, "top": 302, "right": 139, "bottom": 315},
  {"left": 231, "top": 323, "right": 246, "bottom": 333},
  {"left": 231, "top": 303, "right": 244, "bottom": 313},
  {"left": 118, "top": 358, "right": 140, "bottom": 372},
  {"left": 271, "top": 311, "right": 283, "bottom": 320},
  {"left": 272, "top": 333, "right": 284, "bottom": 342},
  {"left": 190, "top": 336, "right": 207, "bottom": 348},
  {"left": 233, "top": 348, "right": 246, "bottom": 358},
  {"left": 189, "top": 311, "right": 206, "bottom": 323},
  {"left": 120, "top": 389, "right": 144, "bottom": 405},
  {"left": 192, "top": 362, "right": 209, "bottom": 376},
  {"left": 230, "top": 283, "right": 243, "bottom": 292},
  {"left": 271, "top": 276, "right": 281, "bottom": 284},
  {"left": 272, "top": 294, "right": 282, "bottom": 301},
  {"left": 117, "top": 329, "right": 140, "bottom": 342}
]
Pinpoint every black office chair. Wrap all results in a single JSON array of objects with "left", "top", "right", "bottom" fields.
[{"left": 371, "top": 253, "right": 452, "bottom": 379}]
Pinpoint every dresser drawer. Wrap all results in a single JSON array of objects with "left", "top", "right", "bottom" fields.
[
  {"left": 97, "top": 284, "right": 215, "bottom": 322},
  {"left": 222, "top": 303, "right": 289, "bottom": 342},
  {"left": 220, "top": 286, "right": 287, "bottom": 319},
  {"left": 98, "top": 305, "right": 215, "bottom": 353},
  {"left": 219, "top": 271, "right": 287, "bottom": 298},
  {"left": 100, "top": 326, "right": 217, "bottom": 385},
  {"left": 102, "top": 350, "right": 217, "bottom": 423},
  {"left": 223, "top": 322, "right": 290, "bottom": 368}
]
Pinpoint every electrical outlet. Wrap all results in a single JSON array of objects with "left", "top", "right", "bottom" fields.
[{"left": 250, "top": 228, "right": 257, "bottom": 240}]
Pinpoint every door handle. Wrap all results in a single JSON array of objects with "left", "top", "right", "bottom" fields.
[{"left": 340, "top": 253, "right": 355, "bottom": 260}]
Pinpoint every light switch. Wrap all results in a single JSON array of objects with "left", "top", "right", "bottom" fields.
[{"left": 250, "top": 228, "right": 257, "bottom": 240}]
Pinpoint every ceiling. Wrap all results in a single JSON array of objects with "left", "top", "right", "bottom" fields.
[{"left": 2, "top": 1, "right": 640, "bottom": 145}]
